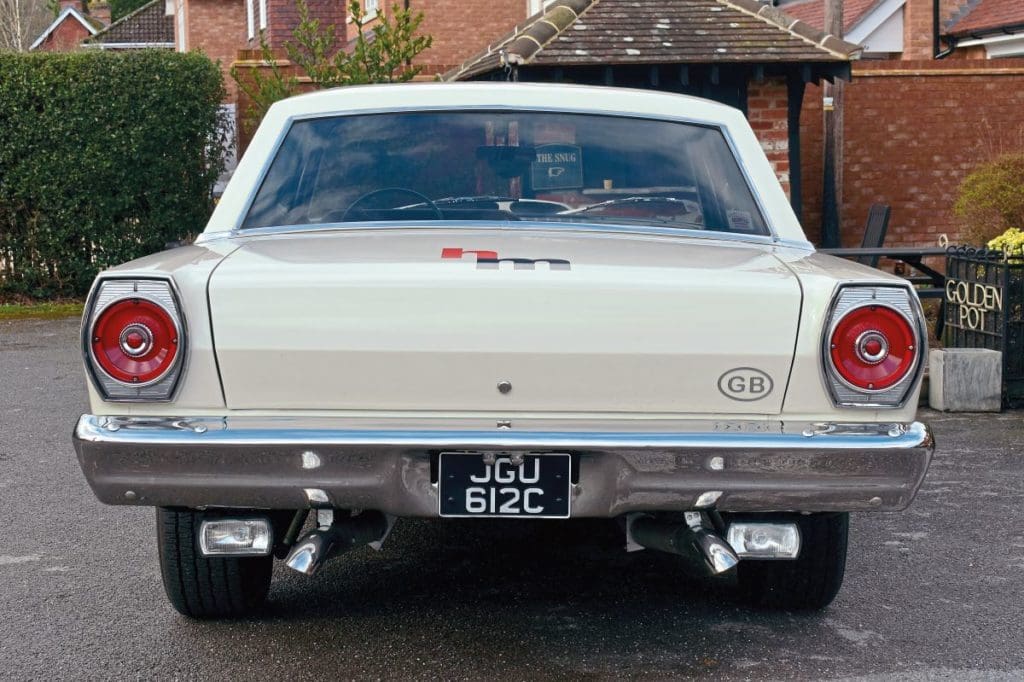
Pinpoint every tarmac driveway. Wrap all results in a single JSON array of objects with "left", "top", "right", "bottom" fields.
[{"left": 2, "top": 316, "right": 1023, "bottom": 680}]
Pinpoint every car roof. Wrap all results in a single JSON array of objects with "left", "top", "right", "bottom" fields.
[{"left": 269, "top": 82, "right": 746, "bottom": 127}]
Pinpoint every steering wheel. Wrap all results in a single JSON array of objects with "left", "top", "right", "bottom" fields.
[{"left": 341, "top": 188, "right": 443, "bottom": 222}]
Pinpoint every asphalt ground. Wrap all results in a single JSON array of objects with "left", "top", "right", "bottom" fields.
[{"left": 2, "top": 316, "right": 1023, "bottom": 680}]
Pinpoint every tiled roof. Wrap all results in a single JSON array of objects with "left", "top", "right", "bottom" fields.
[
  {"left": 444, "top": 0, "right": 862, "bottom": 81},
  {"left": 87, "top": 0, "right": 174, "bottom": 45},
  {"left": 947, "top": 0, "right": 1024, "bottom": 36},
  {"left": 779, "top": 0, "right": 881, "bottom": 33}
]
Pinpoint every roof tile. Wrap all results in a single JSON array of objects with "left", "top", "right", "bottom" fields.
[
  {"left": 446, "top": 0, "right": 861, "bottom": 81},
  {"left": 87, "top": 0, "right": 174, "bottom": 45},
  {"left": 948, "top": 0, "right": 1024, "bottom": 36}
]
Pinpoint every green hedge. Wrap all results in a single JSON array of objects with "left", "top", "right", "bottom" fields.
[{"left": 0, "top": 51, "right": 228, "bottom": 299}]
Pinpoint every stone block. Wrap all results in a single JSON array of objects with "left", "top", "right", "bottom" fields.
[{"left": 928, "top": 348, "right": 1002, "bottom": 412}]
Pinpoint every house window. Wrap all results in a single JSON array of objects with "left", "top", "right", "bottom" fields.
[
  {"left": 246, "top": 0, "right": 255, "bottom": 40},
  {"left": 528, "top": 0, "right": 555, "bottom": 15},
  {"left": 259, "top": 0, "right": 267, "bottom": 30},
  {"left": 365, "top": 0, "right": 379, "bottom": 18}
]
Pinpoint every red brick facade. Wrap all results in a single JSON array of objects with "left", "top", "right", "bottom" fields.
[
  {"left": 800, "top": 59, "right": 1024, "bottom": 247},
  {"left": 35, "top": 18, "right": 92, "bottom": 51},
  {"left": 179, "top": 0, "right": 249, "bottom": 99},
  {"left": 903, "top": 0, "right": 937, "bottom": 59},
  {"left": 33, "top": 1, "right": 97, "bottom": 52},
  {"left": 261, "top": 0, "right": 346, "bottom": 48},
  {"left": 410, "top": 0, "right": 530, "bottom": 75},
  {"left": 747, "top": 79, "right": 792, "bottom": 198}
]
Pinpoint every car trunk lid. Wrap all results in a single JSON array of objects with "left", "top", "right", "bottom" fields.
[{"left": 207, "top": 228, "right": 801, "bottom": 415}]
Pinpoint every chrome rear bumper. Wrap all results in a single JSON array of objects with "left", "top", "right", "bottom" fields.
[{"left": 72, "top": 415, "right": 934, "bottom": 515}]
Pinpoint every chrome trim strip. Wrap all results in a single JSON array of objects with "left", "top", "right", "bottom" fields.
[
  {"left": 226, "top": 104, "right": 783, "bottom": 244},
  {"left": 76, "top": 414, "right": 932, "bottom": 451},
  {"left": 212, "top": 220, "right": 792, "bottom": 249}
]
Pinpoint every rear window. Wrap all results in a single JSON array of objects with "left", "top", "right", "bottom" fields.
[{"left": 241, "top": 111, "right": 769, "bottom": 236}]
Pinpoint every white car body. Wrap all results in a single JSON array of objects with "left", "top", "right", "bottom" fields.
[{"left": 72, "top": 84, "right": 934, "bottom": 615}]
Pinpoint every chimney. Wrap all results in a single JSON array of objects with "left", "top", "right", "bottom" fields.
[
  {"left": 903, "top": 0, "right": 936, "bottom": 59},
  {"left": 59, "top": 0, "right": 84, "bottom": 11},
  {"left": 91, "top": 1, "right": 112, "bottom": 25}
]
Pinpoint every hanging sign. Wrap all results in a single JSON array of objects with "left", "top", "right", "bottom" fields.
[{"left": 531, "top": 144, "right": 583, "bottom": 190}]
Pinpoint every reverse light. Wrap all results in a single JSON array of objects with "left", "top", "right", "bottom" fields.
[
  {"left": 199, "top": 518, "right": 272, "bottom": 556},
  {"left": 823, "top": 286, "right": 925, "bottom": 407},
  {"left": 727, "top": 523, "right": 800, "bottom": 559},
  {"left": 83, "top": 278, "right": 186, "bottom": 401}
]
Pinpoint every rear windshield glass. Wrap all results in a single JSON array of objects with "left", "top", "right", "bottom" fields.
[{"left": 241, "top": 111, "right": 769, "bottom": 235}]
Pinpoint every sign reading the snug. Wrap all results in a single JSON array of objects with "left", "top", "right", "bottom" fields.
[
  {"left": 946, "top": 278, "right": 1003, "bottom": 330},
  {"left": 531, "top": 144, "right": 583, "bottom": 190}
]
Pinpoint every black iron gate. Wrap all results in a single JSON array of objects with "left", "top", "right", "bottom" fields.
[{"left": 944, "top": 246, "right": 1024, "bottom": 406}]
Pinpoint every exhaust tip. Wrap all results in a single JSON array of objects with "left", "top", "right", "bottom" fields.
[{"left": 284, "top": 540, "right": 320, "bottom": 575}]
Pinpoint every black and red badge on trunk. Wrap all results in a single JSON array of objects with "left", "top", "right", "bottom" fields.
[{"left": 90, "top": 299, "right": 179, "bottom": 384}]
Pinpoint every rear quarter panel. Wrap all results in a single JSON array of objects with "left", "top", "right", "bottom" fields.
[
  {"left": 776, "top": 249, "right": 925, "bottom": 424},
  {"left": 85, "top": 243, "right": 237, "bottom": 415}
]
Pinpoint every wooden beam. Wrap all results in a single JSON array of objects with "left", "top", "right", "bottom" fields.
[
  {"left": 821, "top": 0, "right": 845, "bottom": 248},
  {"left": 787, "top": 74, "right": 806, "bottom": 219}
]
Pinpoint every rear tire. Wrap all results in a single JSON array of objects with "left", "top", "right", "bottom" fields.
[
  {"left": 157, "top": 508, "right": 273, "bottom": 619},
  {"left": 735, "top": 512, "right": 849, "bottom": 610}
]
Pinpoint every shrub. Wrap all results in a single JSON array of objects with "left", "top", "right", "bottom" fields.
[
  {"left": 233, "top": 0, "right": 432, "bottom": 133},
  {"left": 954, "top": 154, "right": 1024, "bottom": 246},
  {"left": 987, "top": 227, "right": 1024, "bottom": 258},
  {"left": 0, "top": 51, "right": 227, "bottom": 299}
]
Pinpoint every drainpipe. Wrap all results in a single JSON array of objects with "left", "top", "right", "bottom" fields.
[{"left": 933, "top": 0, "right": 957, "bottom": 58}]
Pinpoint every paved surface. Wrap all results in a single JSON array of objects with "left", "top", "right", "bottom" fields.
[{"left": 2, "top": 316, "right": 1023, "bottom": 680}]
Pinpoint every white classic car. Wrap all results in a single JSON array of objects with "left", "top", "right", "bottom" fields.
[{"left": 73, "top": 83, "right": 934, "bottom": 617}]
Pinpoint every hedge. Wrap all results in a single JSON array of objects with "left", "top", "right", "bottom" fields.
[{"left": 0, "top": 51, "right": 228, "bottom": 299}]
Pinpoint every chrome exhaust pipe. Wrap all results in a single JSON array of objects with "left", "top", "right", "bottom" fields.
[
  {"left": 630, "top": 514, "right": 739, "bottom": 576},
  {"left": 284, "top": 510, "right": 388, "bottom": 576}
]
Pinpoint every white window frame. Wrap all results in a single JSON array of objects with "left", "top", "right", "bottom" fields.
[
  {"left": 365, "top": 0, "right": 379, "bottom": 19},
  {"left": 259, "top": 0, "right": 267, "bottom": 31},
  {"left": 246, "top": 0, "right": 255, "bottom": 40},
  {"left": 528, "top": 0, "right": 555, "bottom": 16}
]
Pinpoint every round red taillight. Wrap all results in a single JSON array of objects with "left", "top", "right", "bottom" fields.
[
  {"left": 90, "top": 298, "right": 179, "bottom": 384},
  {"left": 829, "top": 305, "right": 917, "bottom": 391}
]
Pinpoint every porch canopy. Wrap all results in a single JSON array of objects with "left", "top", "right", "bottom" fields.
[{"left": 443, "top": 0, "right": 862, "bottom": 216}]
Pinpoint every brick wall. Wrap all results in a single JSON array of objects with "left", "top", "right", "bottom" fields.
[
  {"left": 410, "top": 0, "right": 528, "bottom": 75},
  {"left": 747, "top": 78, "right": 792, "bottom": 198},
  {"left": 264, "top": 0, "right": 346, "bottom": 48},
  {"left": 800, "top": 59, "right": 1024, "bottom": 247},
  {"left": 186, "top": 0, "right": 248, "bottom": 100}
]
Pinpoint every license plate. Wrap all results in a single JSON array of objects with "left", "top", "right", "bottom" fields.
[{"left": 438, "top": 453, "right": 571, "bottom": 518}]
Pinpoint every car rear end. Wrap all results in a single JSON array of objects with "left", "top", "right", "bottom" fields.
[{"left": 71, "top": 84, "right": 933, "bottom": 617}]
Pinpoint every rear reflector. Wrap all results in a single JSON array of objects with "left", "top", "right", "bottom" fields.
[
  {"left": 91, "top": 298, "right": 179, "bottom": 385},
  {"left": 829, "top": 304, "right": 916, "bottom": 391}
]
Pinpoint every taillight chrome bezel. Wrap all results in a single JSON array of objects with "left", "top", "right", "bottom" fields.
[
  {"left": 81, "top": 277, "right": 187, "bottom": 402},
  {"left": 822, "top": 285, "right": 927, "bottom": 408}
]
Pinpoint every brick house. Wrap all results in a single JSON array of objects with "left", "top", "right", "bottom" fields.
[
  {"left": 30, "top": 0, "right": 110, "bottom": 51},
  {"left": 168, "top": 0, "right": 346, "bottom": 99},
  {"left": 783, "top": 0, "right": 1024, "bottom": 59},
  {"left": 444, "top": 0, "right": 861, "bottom": 217},
  {"left": 781, "top": 0, "right": 1024, "bottom": 247},
  {"left": 171, "top": 0, "right": 1021, "bottom": 247}
]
